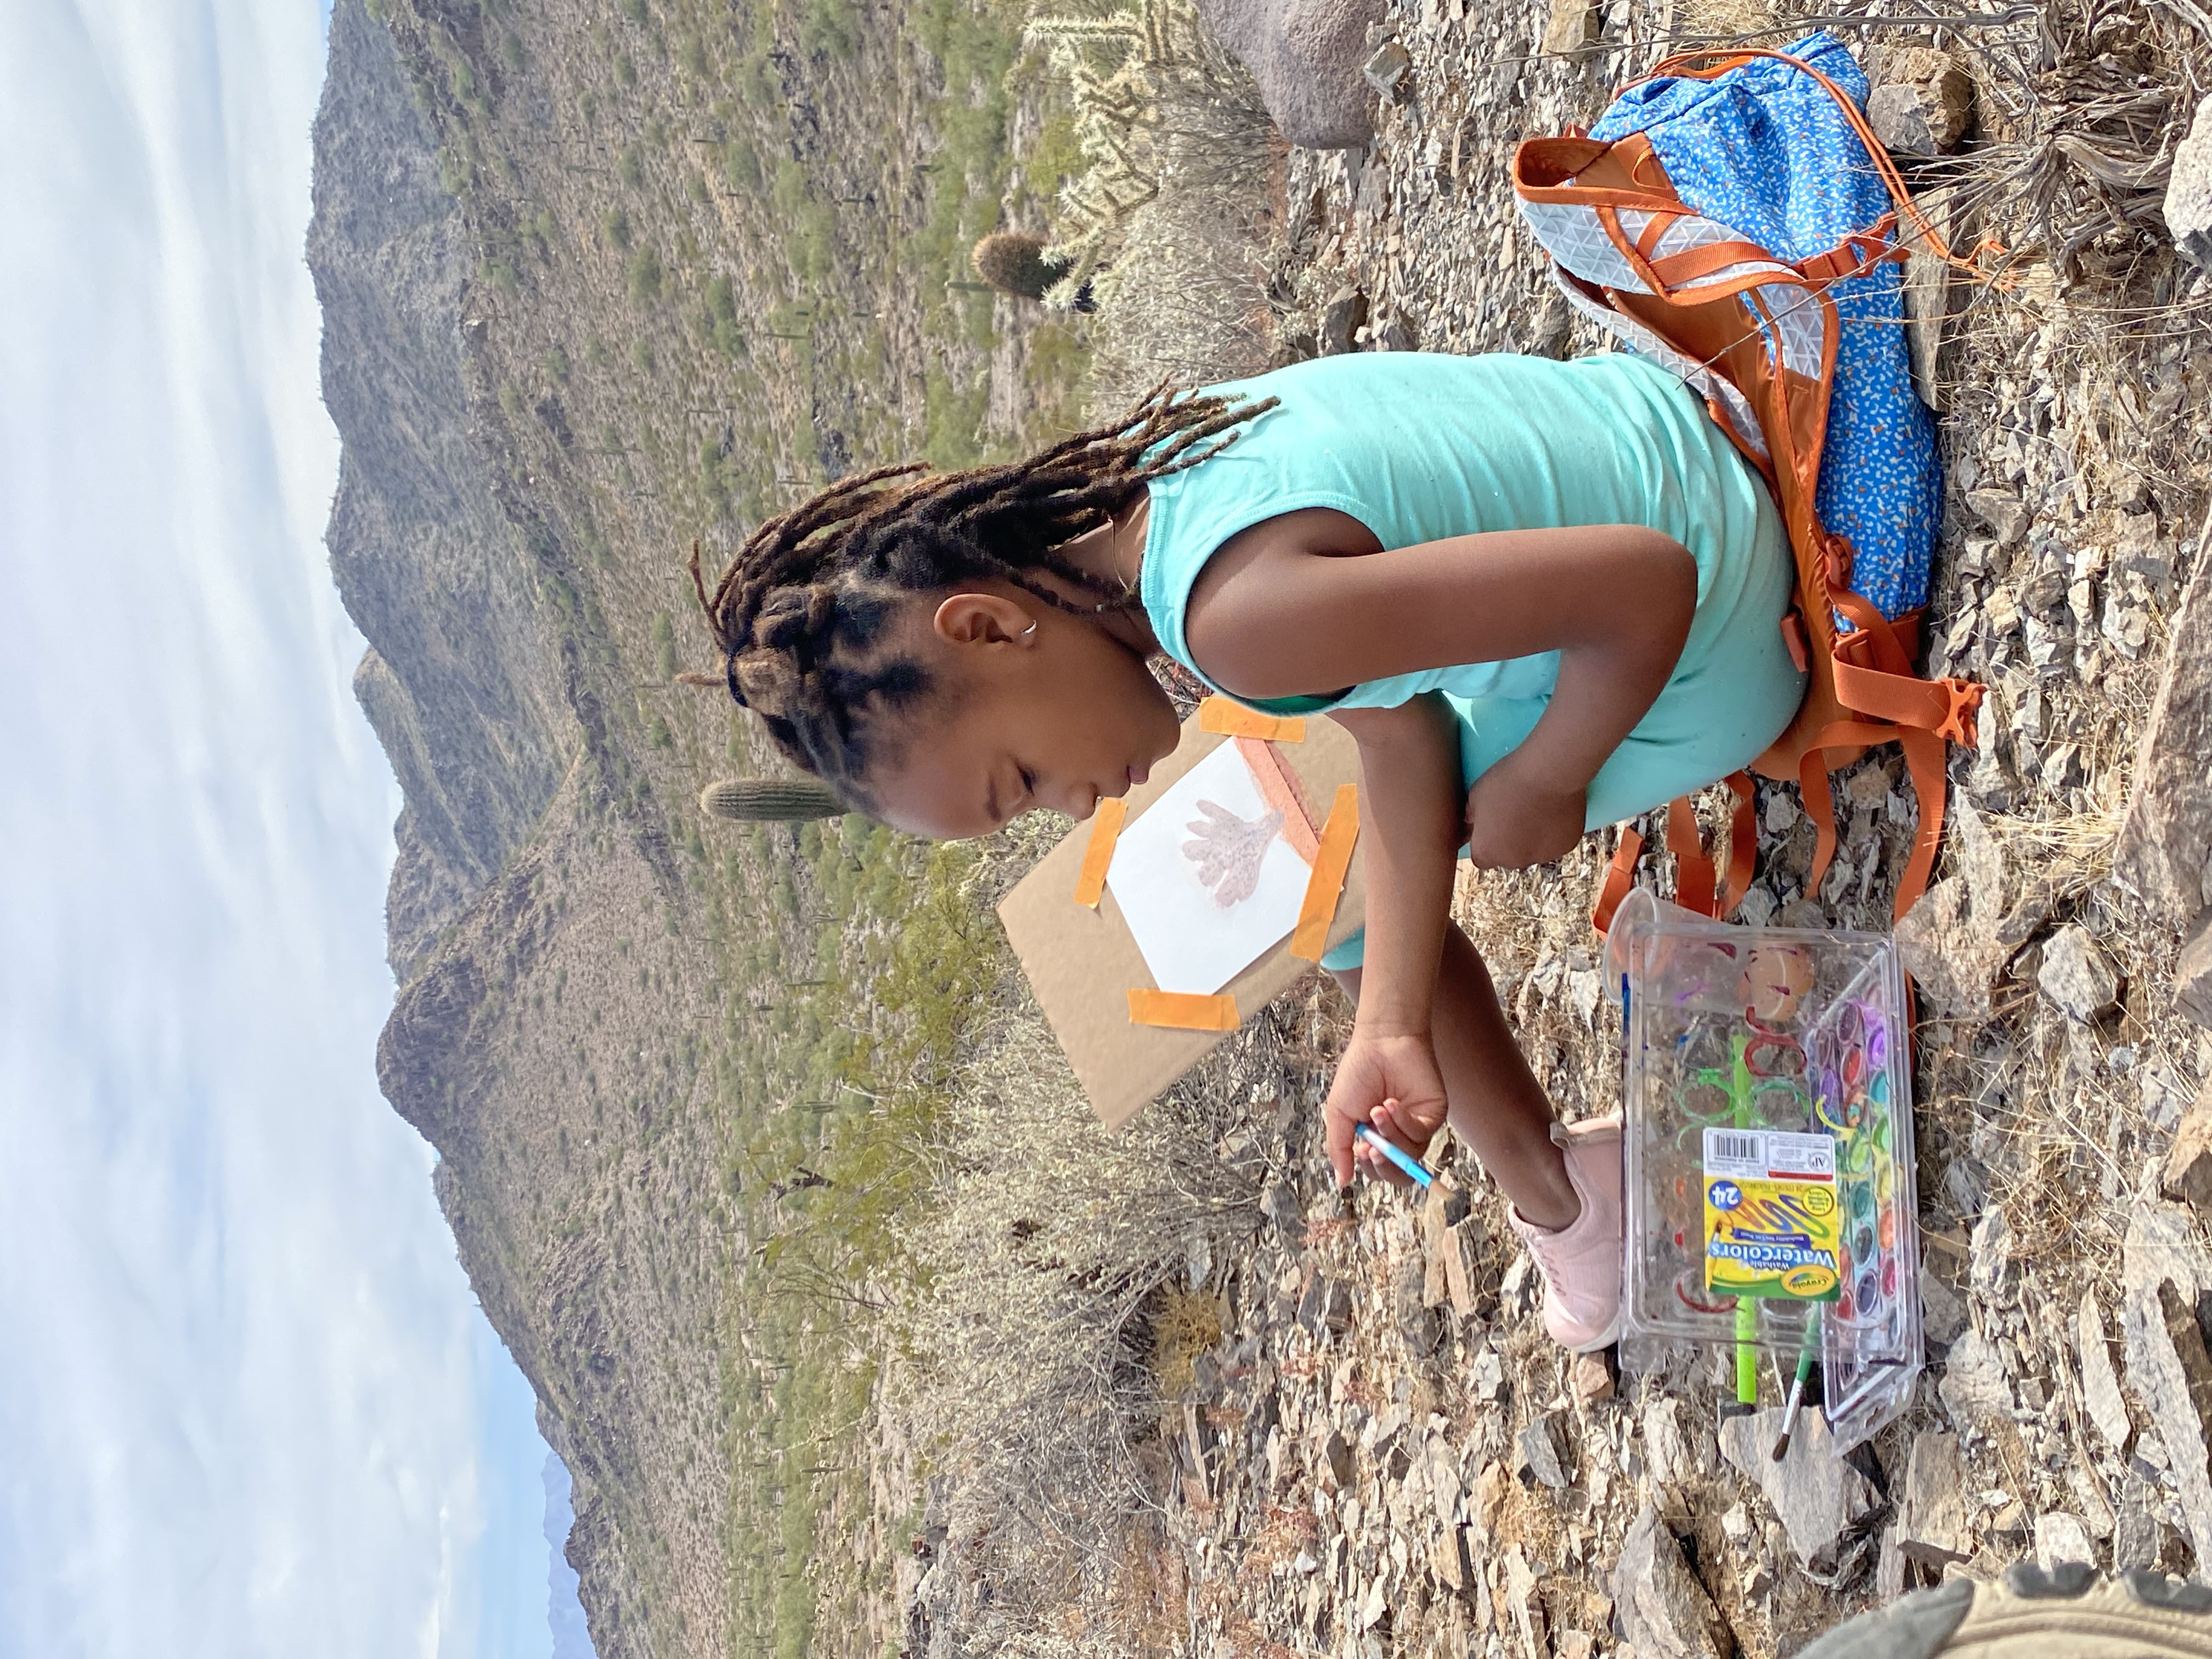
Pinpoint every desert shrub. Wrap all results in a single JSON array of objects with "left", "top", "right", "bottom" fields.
[
  {"left": 1023, "top": 111, "right": 1086, "bottom": 200},
  {"left": 1080, "top": 176, "right": 1278, "bottom": 410},
  {"left": 724, "top": 136, "right": 762, "bottom": 192},
  {"left": 770, "top": 157, "right": 810, "bottom": 219},
  {"left": 617, "top": 142, "right": 646, "bottom": 189},
  {"left": 627, "top": 245, "right": 665, "bottom": 304},
  {"left": 921, "top": 368, "right": 988, "bottom": 469},
  {"left": 698, "top": 442, "right": 733, "bottom": 514},
  {"left": 800, "top": 0, "right": 859, "bottom": 58},
  {"left": 790, "top": 203, "right": 836, "bottom": 284},
  {"left": 704, "top": 274, "right": 744, "bottom": 356},
  {"left": 601, "top": 206, "right": 632, "bottom": 249},
  {"left": 893, "top": 1001, "right": 1262, "bottom": 1647},
  {"left": 735, "top": 48, "right": 780, "bottom": 106}
]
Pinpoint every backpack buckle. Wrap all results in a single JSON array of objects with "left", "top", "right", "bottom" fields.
[
  {"left": 1933, "top": 678, "right": 1985, "bottom": 746},
  {"left": 1796, "top": 229, "right": 1903, "bottom": 285}
]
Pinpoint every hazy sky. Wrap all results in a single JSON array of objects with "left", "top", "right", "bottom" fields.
[{"left": 0, "top": 2, "right": 559, "bottom": 1655}]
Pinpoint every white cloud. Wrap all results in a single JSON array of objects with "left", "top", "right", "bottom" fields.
[{"left": 0, "top": 3, "right": 555, "bottom": 1656}]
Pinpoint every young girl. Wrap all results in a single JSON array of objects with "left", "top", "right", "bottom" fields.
[{"left": 691, "top": 348, "right": 1805, "bottom": 1352}]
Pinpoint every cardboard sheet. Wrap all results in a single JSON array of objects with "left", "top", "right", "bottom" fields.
[{"left": 998, "top": 709, "right": 1367, "bottom": 1128}]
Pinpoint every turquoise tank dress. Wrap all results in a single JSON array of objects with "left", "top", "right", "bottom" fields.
[{"left": 1137, "top": 349, "right": 1806, "bottom": 970}]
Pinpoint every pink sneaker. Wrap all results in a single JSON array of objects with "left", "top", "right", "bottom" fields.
[{"left": 1507, "top": 1115, "right": 1624, "bottom": 1352}]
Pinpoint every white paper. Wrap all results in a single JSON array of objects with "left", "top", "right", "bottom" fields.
[{"left": 1107, "top": 742, "right": 1314, "bottom": 996}]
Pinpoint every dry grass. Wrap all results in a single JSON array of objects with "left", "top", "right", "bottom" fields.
[
  {"left": 1083, "top": 183, "right": 1286, "bottom": 409},
  {"left": 1148, "top": 1283, "right": 1227, "bottom": 1398},
  {"left": 886, "top": 1000, "right": 1263, "bottom": 1655},
  {"left": 1077, "top": 70, "right": 1289, "bottom": 408}
]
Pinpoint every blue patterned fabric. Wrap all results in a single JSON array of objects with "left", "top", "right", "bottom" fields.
[{"left": 1588, "top": 33, "right": 1939, "bottom": 618}]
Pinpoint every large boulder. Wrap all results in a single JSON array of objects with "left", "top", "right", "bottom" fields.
[
  {"left": 2166, "top": 92, "right": 2212, "bottom": 270},
  {"left": 1195, "top": 0, "right": 1384, "bottom": 150}
]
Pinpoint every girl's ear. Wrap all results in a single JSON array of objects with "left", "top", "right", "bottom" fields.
[{"left": 933, "top": 592, "right": 1036, "bottom": 648}]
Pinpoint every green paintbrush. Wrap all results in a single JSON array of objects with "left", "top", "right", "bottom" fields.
[{"left": 1771, "top": 1311, "right": 1820, "bottom": 1460}]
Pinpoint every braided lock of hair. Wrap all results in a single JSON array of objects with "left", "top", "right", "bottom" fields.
[{"left": 688, "top": 382, "right": 1276, "bottom": 810}]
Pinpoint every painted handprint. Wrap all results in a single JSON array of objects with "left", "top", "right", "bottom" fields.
[{"left": 1182, "top": 799, "right": 1284, "bottom": 906}]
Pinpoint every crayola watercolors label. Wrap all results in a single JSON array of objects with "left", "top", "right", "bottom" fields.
[{"left": 1701, "top": 1127, "right": 1842, "bottom": 1301}]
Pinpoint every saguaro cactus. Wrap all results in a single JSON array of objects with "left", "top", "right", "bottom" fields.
[
  {"left": 970, "top": 231, "right": 1075, "bottom": 301},
  {"left": 699, "top": 777, "right": 845, "bottom": 822}
]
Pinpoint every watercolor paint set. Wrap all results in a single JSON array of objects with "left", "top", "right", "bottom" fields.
[{"left": 1606, "top": 893, "right": 1922, "bottom": 1451}]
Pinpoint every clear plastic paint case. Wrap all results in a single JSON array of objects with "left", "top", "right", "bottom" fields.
[{"left": 1606, "top": 893, "right": 1922, "bottom": 1452}]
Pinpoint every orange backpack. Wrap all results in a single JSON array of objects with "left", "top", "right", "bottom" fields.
[{"left": 1511, "top": 46, "right": 1988, "bottom": 930}]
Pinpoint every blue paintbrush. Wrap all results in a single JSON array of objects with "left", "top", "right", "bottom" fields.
[{"left": 1354, "top": 1122, "right": 1434, "bottom": 1189}]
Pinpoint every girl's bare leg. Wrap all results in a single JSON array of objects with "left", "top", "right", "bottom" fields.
[{"left": 1332, "top": 921, "right": 1579, "bottom": 1229}]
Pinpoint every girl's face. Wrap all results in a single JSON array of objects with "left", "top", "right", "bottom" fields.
[{"left": 867, "top": 588, "right": 1182, "bottom": 840}]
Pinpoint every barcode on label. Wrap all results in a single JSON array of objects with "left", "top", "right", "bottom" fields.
[{"left": 1709, "top": 1132, "right": 1761, "bottom": 1165}]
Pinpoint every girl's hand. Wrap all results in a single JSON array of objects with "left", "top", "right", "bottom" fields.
[
  {"left": 1325, "top": 1029, "right": 1449, "bottom": 1189},
  {"left": 1464, "top": 757, "right": 1588, "bottom": 870}
]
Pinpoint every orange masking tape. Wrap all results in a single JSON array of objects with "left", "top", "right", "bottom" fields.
[
  {"left": 1071, "top": 795, "right": 1127, "bottom": 909},
  {"left": 1289, "top": 785, "right": 1359, "bottom": 962},
  {"left": 1127, "top": 989, "right": 1241, "bottom": 1032},
  {"left": 1199, "top": 696, "right": 1306, "bottom": 743}
]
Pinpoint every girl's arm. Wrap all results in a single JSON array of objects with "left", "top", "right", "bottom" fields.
[
  {"left": 1183, "top": 510, "right": 1697, "bottom": 865},
  {"left": 1182, "top": 511, "right": 1697, "bottom": 1186},
  {"left": 1321, "top": 693, "right": 1463, "bottom": 1186}
]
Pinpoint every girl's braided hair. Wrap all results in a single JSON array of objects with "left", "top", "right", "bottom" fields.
[{"left": 688, "top": 382, "right": 1275, "bottom": 806}]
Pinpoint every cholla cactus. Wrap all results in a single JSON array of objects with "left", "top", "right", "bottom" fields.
[
  {"left": 1020, "top": 0, "right": 1257, "bottom": 306},
  {"left": 970, "top": 232, "right": 1074, "bottom": 301},
  {"left": 698, "top": 777, "right": 844, "bottom": 822}
]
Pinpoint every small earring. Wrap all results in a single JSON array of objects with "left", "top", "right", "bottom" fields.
[{"left": 1020, "top": 619, "right": 1038, "bottom": 638}]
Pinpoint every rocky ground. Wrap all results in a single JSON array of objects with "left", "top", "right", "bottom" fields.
[{"left": 901, "top": 2, "right": 2212, "bottom": 1655}]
